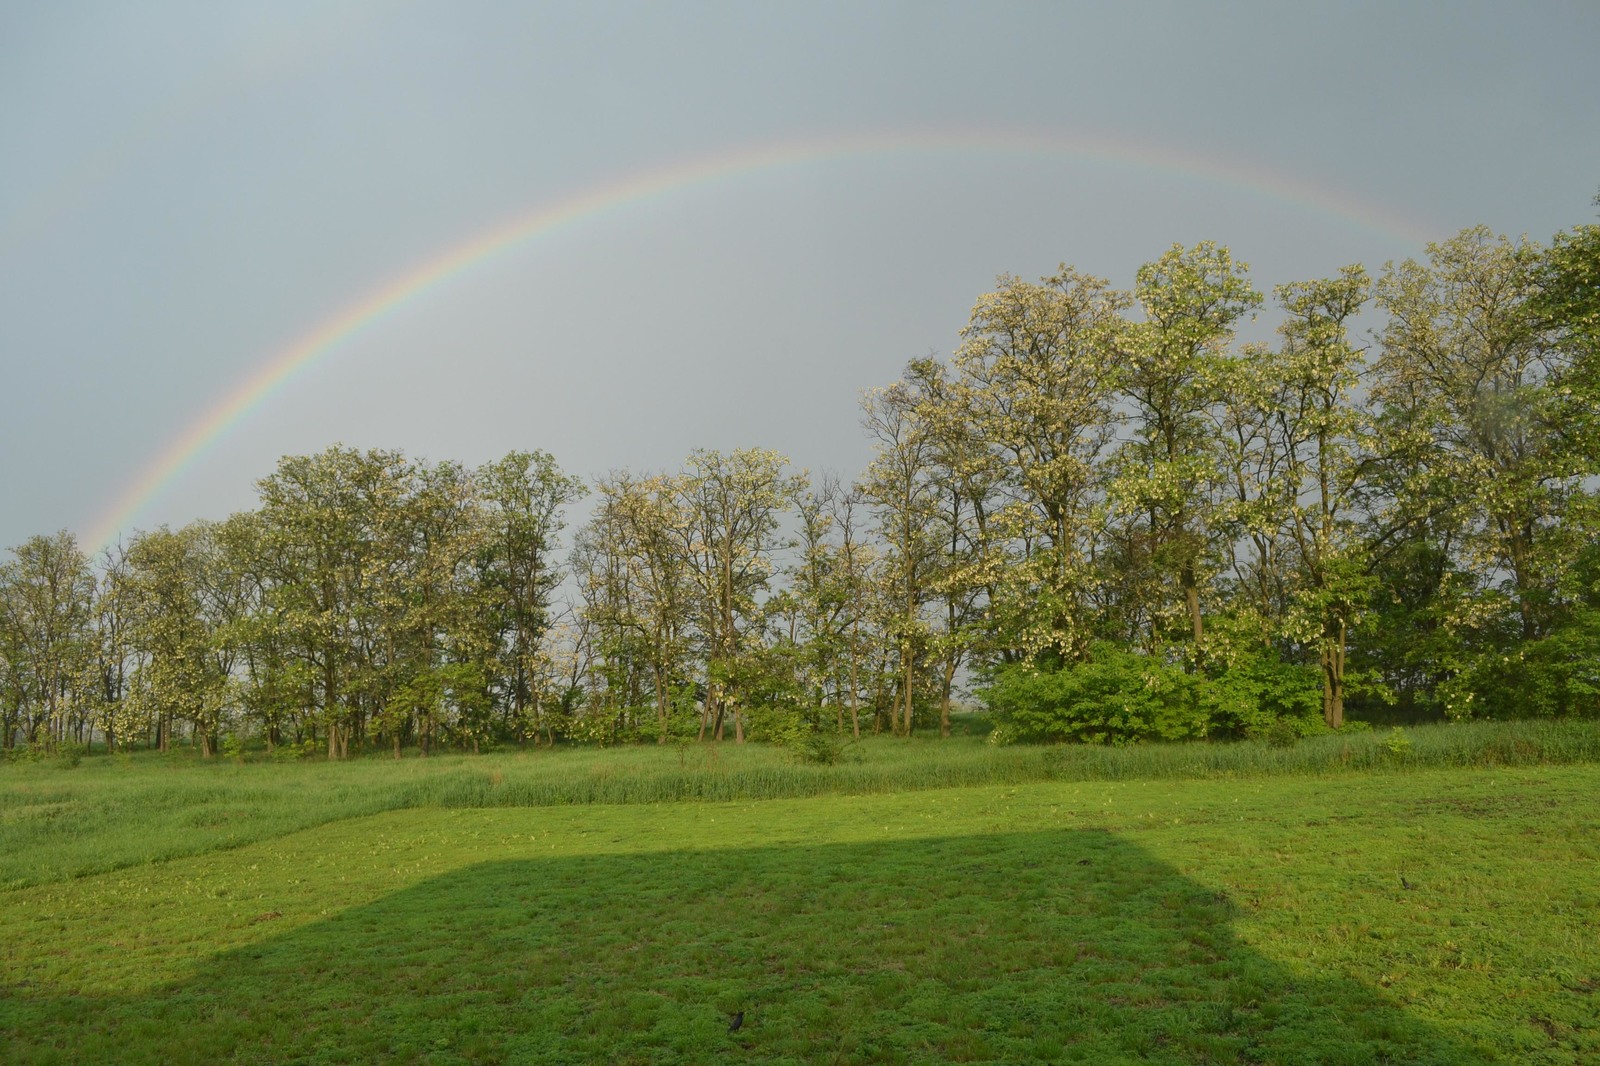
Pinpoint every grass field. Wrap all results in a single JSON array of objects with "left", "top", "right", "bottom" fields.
[{"left": 2, "top": 724, "right": 1598, "bottom": 1063}]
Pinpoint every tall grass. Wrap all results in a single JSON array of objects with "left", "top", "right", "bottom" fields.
[
  {"left": 3, "top": 717, "right": 1597, "bottom": 888},
  {"left": 405, "top": 718, "right": 1600, "bottom": 806}
]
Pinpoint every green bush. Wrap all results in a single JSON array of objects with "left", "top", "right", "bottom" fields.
[
  {"left": 1202, "top": 651, "right": 1324, "bottom": 739},
  {"left": 1261, "top": 717, "right": 1303, "bottom": 748},
  {"left": 1442, "top": 610, "right": 1600, "bottom": 720},
  {"left": 980, "top": 642, "right": 1324, "bottom": 745},
  {"left": 979, "top": 645, "right": 1214, "bottom": 744},
  {"left": 4, "top": 741, "right": 88, "bottom": 767}
]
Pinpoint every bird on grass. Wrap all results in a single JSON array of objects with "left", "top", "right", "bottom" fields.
[
  {"left": 728, "top": 1011, "right": 744, "bottom": 1032},
  {"left": 1400, "top": 874, "right": 1417, "bottom": 890}
]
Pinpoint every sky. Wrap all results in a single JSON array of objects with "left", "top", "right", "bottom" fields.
[{"left": 2, "top": 0, "right": 1597, "bottom": 557}]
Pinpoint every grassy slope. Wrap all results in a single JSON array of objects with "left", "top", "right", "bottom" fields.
[{"left": 2, "top": 754, "right": 1597, "bottom": 1063}]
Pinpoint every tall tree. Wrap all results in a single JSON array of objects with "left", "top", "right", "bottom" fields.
[
  {"left": 672, "top": 449, "right": 802, "bottom": 742},
  {"left": 952, "top": 268, "right": 1125, "bottom": 661},
  {"left": 1374, "top": 227, "right": 1579, "bottom": 644},
  {"left": 122, "top": 524, "right": 231, "bottom": 755},
  {"left": 380, "top": 459, "right": 487, "bottom": 754},
  {"left": 1112, "top": 242, "right": 1261, "bottom": 650},
  {"left": 787, "top": 475, "right": 876, "bottom": 734},
  {"left": 89, "top": 542, "right": 133, "bottom": 751},
  {"left": 0, "top": 532, "right": 96, "bottom": 749},
  {"left": 1264, "top": 266, "right": 1376, "bottom": 727},
  {"left": 577, "top": 471, "right": 694, "bottom": 741},
  {"left": 1532, "top": 214, "right": 1600, "bottom": 470},
  {"left": 255, "top": 446, "right": 412, "bottom": 758},
  {"left": 861, "top": 380, "right": 942, "bottom": 736},
  {"left": 476, "top": 451, "right": 586, "bottom": 736}
]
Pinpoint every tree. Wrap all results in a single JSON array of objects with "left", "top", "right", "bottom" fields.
[
  {"left": 0, "top": 532, "right": 96, "bottom": 749},
  {"left": 1111, "top": 242, "right": 1261, "bottom": 650},
  {"left": 213, "top": 511, "right": 307, "bottom": 752},
  {"left": 254, "top": 446, "right": 412, "bottom": 758},
  {"left": 576, "top": 471, "right": 694, "bottom": 741},
  {"left": 860, "top": 379, "right": 942, "bottom": 736},
  {"left": 88, "top": 542, "right": 133, "bottom": 751},
  {"left": 380, "top": 459, "right": 488, "bottom": 754},
  {"left": 831, "top": 484, "right": 877, "bottom": 740},
  {"left": 671, "top": 449, "right": 803, "bottom": 742},
  {"left": 1374, "top": 228, "right": 1579, "bottom": 644},
  {"left": 122, "top": 524, "right": 231, "bottom": 755},
  {"left": 1371, "top": 226, "right": 1600, "bottom": 720},
  {"left": 476, "top": 451, "right": 586, "bottom": 737},
  {"left": 1264, "top": 266, "right": 1376, "bottom": 728},
  {"left": 952, "top": 268, "right": 1125, "bottom": 662},
  {"left": 1532, "top": 214, "right": 1600, "bottom": 470}
]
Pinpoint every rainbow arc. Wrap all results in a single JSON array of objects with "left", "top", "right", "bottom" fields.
[{"left": 84, "top": 129, "right": 1432, "bottom": 552}]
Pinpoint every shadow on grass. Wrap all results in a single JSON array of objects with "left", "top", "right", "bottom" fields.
[{"left": 7, "top": 830, "right": 1483, "bottom": 1065}]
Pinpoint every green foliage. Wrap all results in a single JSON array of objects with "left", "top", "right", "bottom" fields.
[
  {"left": 1440, "top": 609, "right": 1600, "bottom": 720},
  {"left": 267, "top": 738, "right": 313, "bottom": 761},
  {"left": 980, "top": 646, "right": 1216, "bottom": 744},
  {"left": 1200, "top": 646, "right": 1325, "bottom": 739},
  {"left": 981, "top": 642, "right": 1323, "bottom": 745},
  {"left": 771, "top": 721, "right": 850, "bottom": 765},
  {"left": 1259, "top": 715, "right": 1302, "bottom": 748},
  {"left": 1382, "top": 726, "right": 1413, "bottom": 759},
  {"left": 8, "top": 217, "right": 1600, "bottom": 758}
]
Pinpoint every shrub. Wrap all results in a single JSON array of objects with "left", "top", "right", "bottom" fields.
[
  {"left": 980, "top": 641, "right": 1326, "bottom": 746},
  {"left": 979, "top": 645, "right": 1214, "bottom": 744},
  {"left": 1441, "top": 610, "right": 1600, "bottom": 720},
  {"left": 790, "top": 727, "right": 850, "bottom": 765},
  {"left": 1261, "top": 717, "right": 1303, "bottom": 748},
  {"left": 1201, "top": 651, "right": 1324, "bottom": 740}
]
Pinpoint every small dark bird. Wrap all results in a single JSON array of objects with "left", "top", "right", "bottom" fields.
[
  {"left": 728, "top": 1011, "right": 744, "bottom": 1033},
  {"left": 1400, "top": 875, "right": 1417, "bottom": 890}
]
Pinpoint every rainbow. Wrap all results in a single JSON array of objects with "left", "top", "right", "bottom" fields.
[{"left": 84, "top": 128, "right": 1433, "bottom": 552}]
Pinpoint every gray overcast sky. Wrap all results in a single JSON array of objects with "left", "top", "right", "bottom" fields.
[{"left": 2, "top": 0, "right": 1597, "bottom": 554}]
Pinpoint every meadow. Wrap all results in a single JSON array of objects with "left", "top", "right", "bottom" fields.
[{"left": 2, "top": 721, "right": 1598, "bottom": 1064}]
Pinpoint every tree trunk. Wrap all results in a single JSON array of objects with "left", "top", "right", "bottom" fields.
[
  {"left": 901, "top": 647, "right": 915, "bottom": 737},
  {"left": 1182, "top": 563, "right": 1203, "bottom": 645},
  {"left": 655, "top": 664, "right": 668, "bottom": 742},
  {"left": 1321, "top": 618, "right": 1346, "bottom": 729},
  {"left": 324, "top": 654, "right": 340, "bottom": 760},
  {"left": 940, "top": 657, "right": 957, "bottom": 738},
  {"left": 848, "top": 655, "right": 861, "bottom": 740}
]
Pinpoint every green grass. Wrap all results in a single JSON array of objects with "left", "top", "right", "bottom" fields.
[
  {"left": 3, "top": 724, "right": 1598, "bottom": 1063},
  {"left": 3, "top": 718, "right": 1598, "bottom": 890}
]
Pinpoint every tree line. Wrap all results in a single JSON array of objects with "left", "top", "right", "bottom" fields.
[{"left": 3, "top": 218, "right": 1596, "bottom": 756}]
